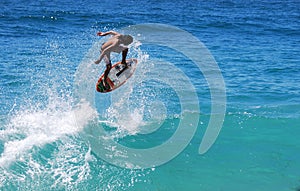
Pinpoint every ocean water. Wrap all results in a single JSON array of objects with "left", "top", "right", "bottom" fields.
[{"left": 1, "top": 0, "right": 300, "bottom": 190}]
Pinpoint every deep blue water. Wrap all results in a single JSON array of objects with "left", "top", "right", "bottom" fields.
[{"left": 1, "top": 0, "right": 300, "bottom": 190}]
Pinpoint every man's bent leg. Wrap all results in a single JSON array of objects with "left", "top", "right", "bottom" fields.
[
  {"left": 121, "top": 48, "right": 128, "bottom": 67},
  {"left": 103, "top": 63, "right": 112, "bottom": 89},
  {"left": 103, "top": 54, "right": 112, "bottom": 89}
]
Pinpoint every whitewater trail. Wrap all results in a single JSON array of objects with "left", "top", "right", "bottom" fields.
[{"left": 0, "top": 98, "right": 97, "bottom": 168}]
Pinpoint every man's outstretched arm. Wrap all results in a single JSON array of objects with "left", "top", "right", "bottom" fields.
[{"left": 97, "top": 31, "right": 119, "bottom": 36}]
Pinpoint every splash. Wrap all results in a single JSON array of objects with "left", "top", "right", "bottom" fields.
[
  {"left": 0, "top": 85, "right": 148, "bottom": 190},
  {"left": 0, "top": 93, "right": 97, "bottom": 168}
]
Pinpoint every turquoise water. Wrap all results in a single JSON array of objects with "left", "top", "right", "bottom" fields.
[{"left": 1, "top": 0, "right": 300, "bottom": 190}]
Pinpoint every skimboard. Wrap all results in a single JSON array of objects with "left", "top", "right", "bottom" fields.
[{"left": 96, "top": 58, "right": 138, "bottom": 93}]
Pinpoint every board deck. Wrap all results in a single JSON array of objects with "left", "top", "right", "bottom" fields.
[{"left": 96, "top": 58, "right": 138, "bottom": 93}]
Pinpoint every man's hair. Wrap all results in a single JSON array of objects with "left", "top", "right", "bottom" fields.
[{"left": 123, "top": 35, "right": 133, "bottom": 45}]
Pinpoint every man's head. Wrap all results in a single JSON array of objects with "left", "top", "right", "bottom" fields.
[{"left": 121, "top": 35, "right": 133, "bottom": 45}]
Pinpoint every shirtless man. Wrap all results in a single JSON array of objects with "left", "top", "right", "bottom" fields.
[{"left": 94, "top": 31, "right": 133, "bottom": 88}]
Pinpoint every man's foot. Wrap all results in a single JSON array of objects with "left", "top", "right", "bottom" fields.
[
  {"left": 122, "top": 61, "right": 128, "bottom": 68},
  {"left": 94, "top": 60, "right": 100, "bottom": 64}
]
